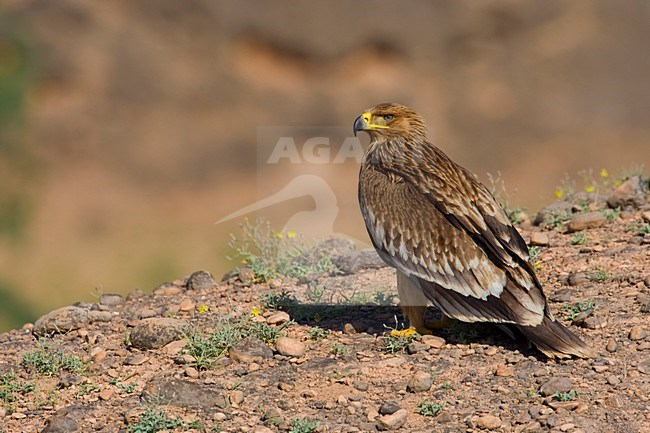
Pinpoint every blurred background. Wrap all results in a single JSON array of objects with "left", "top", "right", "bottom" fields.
[{"left": 0, "top": 0, "right": 648, "bottom": 332}]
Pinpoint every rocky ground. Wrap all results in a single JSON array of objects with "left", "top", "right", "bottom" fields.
[{"left": 0, "top": 177, "right": 649, "bottom": 433}]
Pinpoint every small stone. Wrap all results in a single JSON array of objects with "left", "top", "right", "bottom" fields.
[
  {"left": 568, "top": 272, "right": 591, "bottom": 286},
  {"left": 343, "top": 323, "right": 357, "bottom": 334},
  {"left": 275, "top": 337, "right": 306, "bottom": 357},
  {"left": 337, "top": 394, "right": 348, "bottom": 406},
  {"left": 33, "top": 306, "right": 90, "bottom": 336},
  {"left": 606, "top": 374, "right": 620, "bottom": 385},
  {"left": 129, "top": 318, "right": 187, "bottom": 349},
  {"left": 606, "top": 339, "right": 618, "bottom": 353},
  {"left": 637, "top": 360, "right": 650, "bottom": 374},
  {"left": 484, "top": 346, "right": 498, "bottom": 356},
  {"left": 495, "top": 364, "right": 513, "bottom": 377},
  {"left": 407, "top": 370, "right": 432, "bottom": 392},
  {"left": 645, "top": 275, "right": 650, "bottom": 288},
  {"left": 267, "top": 311, "right": 291, "bottom": 325},
  {"left": 406, "top": 341, "right": 428, "bottom": 354},
  {"left": 559, "top": 423, "right": 575, "bottom": 432},
  {"left": 581, "top": 316, "right": 607, "bottom": 329},
  {"left": 253, "top": 426, "right": 274, "bottom": 433},
  {"left": 142, "top": 376, "right": 228, "bottom": 408},
  {"left": 629, "top": 325, "right": 647, "bottom": 341},
  {"left": 607, "top": 176, "right": 646, "bottom": 209},
  {"left": 637, "top": 341, "right": 650, "bottom": 351},
  {"left": 334, "top": 249, "right": 387, "bottom": 275},
  {"left": 88, "top": 311, "right": 113, "bottom": 322},
  {"left": 99, "top": 388, "right": 114, "bottom": 400},
  {"left": 163, "top": 339, "right": 188, "bottom": 356},
  {"left": 230, "top": 390, "right": 244, "bottom": 405},
  {"left": 592, "top": 365, "right": 609, "bottom": 373},
  {"left": 353, "top": 380, "right": 369, "bottom": 391},
  {"left": 186, "top": 270, "right": 217, "bottom": 290},
  {"left": 574, "top": 402, "right": 588, "bottom": 413},
  {"left": 179, "top": 299, "right": 194, "bottom": 311},
  {"left": 477, "top": 414, "right": 502, "bottom": 430},
  {"left": 123, "top": 354, "right": 148, "bottom": 366},
  {"left": 377, "top": 408, "right": 408, "bottom": 430},
  {"left": 90, "top": 347, "right": 107, "bottom": 363},
  {"left": 229, "top": 337, "right": 273, "bottom": 363},
  {"left": 367, "top": 408, "right": 380, "bottom": 421},
  {"left": 185, "top": 367, "right": 199, "bottom": 378},
  {"left": 153, "top": 283, "right": 182, "bottom": 296},
  {"left": 301, "top": 389, "right": 317, "bottom": 398},
  {"left": 567, "top": 212, "right": 606, "bottom": 233},
  {"left": 99, "top": 294, "right": 124, "bottom": 307},
  {"left": 550, "top": 289, "right": 575, "bottom": 303},
  {"left": 547, "top": 401, "right": 580, "bottom": 411},
  {"left": 534, "top": 201, "right": 573, "bottom": 226},
  {"left": 421, "top": 335, "right": 446, "bottom": 349},
  {"left": 379, "top": 401, "right": 402, "bottom": 415},
  {"left": 540, "top": 377, "right": 573, "bottom": 397},
  {"left": 530, "top": 232, "right": 550, "bottom": 246}
]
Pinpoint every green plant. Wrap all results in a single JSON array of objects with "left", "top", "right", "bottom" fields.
[
  {"left": 590, "top": 267, "right": 609, "bottom": 283},
  {"left": 571, "top": 231, "right": 587, "bottom": 245},
  {"left": 127, "top": 406, "right": 183, "bottom": 433},
  {"left": 75, "top": 383, "right": 98, "bottom": 398},
  {"left": 306, "top": 326, "right": 330, "bottom": 341},
  {"left": 528, "top": 246, "right": 542, "bottom": 271},
  {"left": 118, "top": 382, "right": 137, "bottom": 393},
  {"left": 0, "top": 372, "right": 34, "bottom": 410},
  {"left": 184, "top": 317, "right": 288, "bottom": 369},
  {"left": 417, "top": 400, "right": 446, "bottom": 417},
  {"left": 330, "top": 343, "right": 349, "bottom": 356},
  {"left": 289, "top": 418, "right": 320, "bottom": 433},
  {"left": 562, "top": 299, "right": 597, "bottom": 321},
  {"left": 440, "top": 383, "right": 454, "bottom": 390},
  {"left": 526, "top": 386, "right": 537, "bottom": 398},
  {"left": 21, "top": 342, "right": 86, "bottom": 376},
  {"left": 628, "top": 223, "right": 650, "bottom": 235},
  {"left": 604, "top": 208, "right": 621, "bottom": 221},
  {"left": 542, "top": 209, "right": 572, "bottom": 230},
  {"left": 228, "top": 218, "right": 337, "bottom": 283},
  {"left": 553, "top": 390, "right": 578, "bottom": 402},
  {"left": 259, "top": 291, "right": 300, "bottom": 310}
]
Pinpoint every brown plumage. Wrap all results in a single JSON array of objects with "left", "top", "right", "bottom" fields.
[{"left": 354, "top": 102, "right": 592, "bottom": 359}]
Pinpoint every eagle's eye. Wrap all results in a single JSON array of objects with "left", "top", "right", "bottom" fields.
[{"left": 383, "top": 114, "right": 394, "bottom": 121}]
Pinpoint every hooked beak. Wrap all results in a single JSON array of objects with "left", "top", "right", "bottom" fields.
[{"left": 353, "top": 113, "right": 370, "bottom": 136}]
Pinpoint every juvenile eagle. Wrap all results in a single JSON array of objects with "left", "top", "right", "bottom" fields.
[{"left": 354, "top": 102, "right": 592, "bottom": 359}]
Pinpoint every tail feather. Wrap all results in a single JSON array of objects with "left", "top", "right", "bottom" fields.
[{"left": 517, "top": 314, "right": 593, "bottom": 359}]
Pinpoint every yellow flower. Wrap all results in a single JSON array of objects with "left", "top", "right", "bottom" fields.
[
  {"left": 196, "top": 304, "right": 208, "bottom": 314},
  {"left": 273, "top": 231, "right": 283, "bottom": 239},
  {"left": 585, "top": 185, "right": 595, "bottom": 193},
  {"left": 390, "top": 327, "right": 417, "bottom": 338},
  {"left": 614, "top": 179, "right": 622, "bottom": 186},
  {"left": 554, "top": 189, "right": 564, "bottom": 199},
  {"left": 251, "top": 307, "right": 261, "bottom": 316},
  {"left": 286, "top": 230, "right": 297, "bottom": 239},
  {"left": 600, "top": 168, "right": 609, "bottom": 178}
]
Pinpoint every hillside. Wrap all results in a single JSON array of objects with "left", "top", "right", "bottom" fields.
[{"left": 0, "top": 177, "right": 648, "bottom": 432}]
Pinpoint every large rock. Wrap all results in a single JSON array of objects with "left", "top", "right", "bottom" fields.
[
  {"left": 334, "top": 249, "right": 387, "bottom": 275},
  {"left": 607, "top": 176, "right": 647, "bottom": 209},
  {"left": 34, "top": 307, "right": 90, "bottom": 336},
  {"left": 229, "top": 337, "right": 273, "bottom": 363},
  {"left": 186, "top": 270, "right": 217, "bottom": 290},
  {"left": 534, "top": 201, "right": 573, "bottom": 226},
  {"left": 566, "top": 211, "right": 606, "bottom": 233},
  {"left": 130, "top": 318, "right": 187, "bottom": 349},
  {"left": 142, "top": 376, "right": 228, "bottom": 408}
]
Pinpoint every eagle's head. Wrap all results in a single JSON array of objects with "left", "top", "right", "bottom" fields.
[{"left": 353, "top": 102, "right": 427, "bottom": 142}]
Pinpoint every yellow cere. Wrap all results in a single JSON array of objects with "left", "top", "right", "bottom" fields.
[{"left": 390, "top": 327, "right": 418, "bottom": 338}]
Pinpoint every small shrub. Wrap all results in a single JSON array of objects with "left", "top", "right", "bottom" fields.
[
  {"left": 289, "top": 418, "right": 320, "bottom": 433},
  {"left": 417, "top": 400, "right": 445, "bottom": 417},
  {"left": 127, "top": 406, "right": 183, "bottom": 433},
  {"left": 553, "top": 390, "right": 578, "bottom": 402},
  {"left": 306, "top": 326, "right": 330, "bottom": 341},
  {"left": 228, "top": 218, "right": 337, "bottom": 283},
  {"left": 21, "top": 342, "right": 86, "bottom": 376},
  {"left": 0, "top": 372, "right": 34, "bottom": 410},
  {"left": 562, "top": 299, "right": 597, "bottom": 321},
  {"left": 571, "top": 231, "right": 587, "bottom": 245}
]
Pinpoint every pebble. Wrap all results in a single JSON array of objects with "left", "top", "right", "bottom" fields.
[
  {"left": 99, "top": 293, "right": 124, "bottom": 306},
  {"left": 252, "top": 426, "right": 274, "bottom": 433},
  {"left": 88, "top": 311, "right": 113, "bottom": 322},
  {"left": 484, "top": 346, "right": 498, "bottom": 356},
  {"left": 606, "top": 338, "right": 618, "bottom": 353},
  {"left": 540, "top": 377, "right": 573, "bottom": 397},
  {"left": 629, "top": 325, "right": 647, "bottom": 341},
  {"left": 495, "top": 364, "right": 513, "bottom": 377},
  {"left": 645, "top": 275, "right": 650, "bottom": 288},
  {"left": 567, "top": 212, "right": 605, "bottom": 233},
  {"left": 559, "top": 423, "right": 575, "bottom": 432},
  {"left": 406, "top": 341, "right": 429, "bottom": 354},
  {"left": 185, "top": 367, "right": 199, "bottom": 378},
  {"left": 592, "top": 365, "right": 609, "bottom": 373},
  {"left": 99, "top": 388, "right": 114, "bottom": 400},
  {"left": 421, "top": 335, "right": 446, "bottom": 349},
  {"left": 179, "top": 299, "right": 194, "bottom": 311},
  {"left": 377, "top": 408, "right": 408, "bottom": 430},
  {"left": 267, "top": 311, "right": 291, "bottom": 325},
  {"left": 581, "top": 316, "right": 607, "bottom": 329},
  {"left": 530, "top": 231, "right": 550, "bottom": 246},
  {"left": 343, "top": 323, "right": 357, "bottom": 334},
  {"left": 229, "top": 337, "right": 273, "bottom": 363},
  {"left": 606, "top": 374, "right": 620, "bottom": 385},
  {"left": 163, "top": 339, "right": 188, "bottom": 356},
  {"left": 606, "top": 176, "right": 646, "bottom": 209},
  {"left": 637, "top": 341, "right": 650, "bottom": 351},
  {"left": 129, "top": 318, "right": 187, "bottom": 349},
  {"left": 123, "top": 354, "right": 148, "bottom": 366},
  {"left": 230, "top": 390, "right": 245, "bottom": 405},
  {"left": 407, "top": 370, "right": 432, "bottom": 392},
  {"left": 186, "top": 270, "right": 217, "bottom": 290},
  {"left": 33, "top": 306, "right": 90, "bottom": 336},
  {"left": 379, "top": 401, "right": 402, "bottom": 415},
  {"left": 275, "top": 337, "right": 306, "bottom": 357},
  {"left": 477, "top": 414, "right": 502, "bottom": 430},
  {"left": 142, "top": 376, "right": 228, "bottom": 408}
]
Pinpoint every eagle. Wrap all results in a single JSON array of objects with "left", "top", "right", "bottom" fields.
[{"left": 354, "top": 102, "right": 592, "bottom": 359}]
